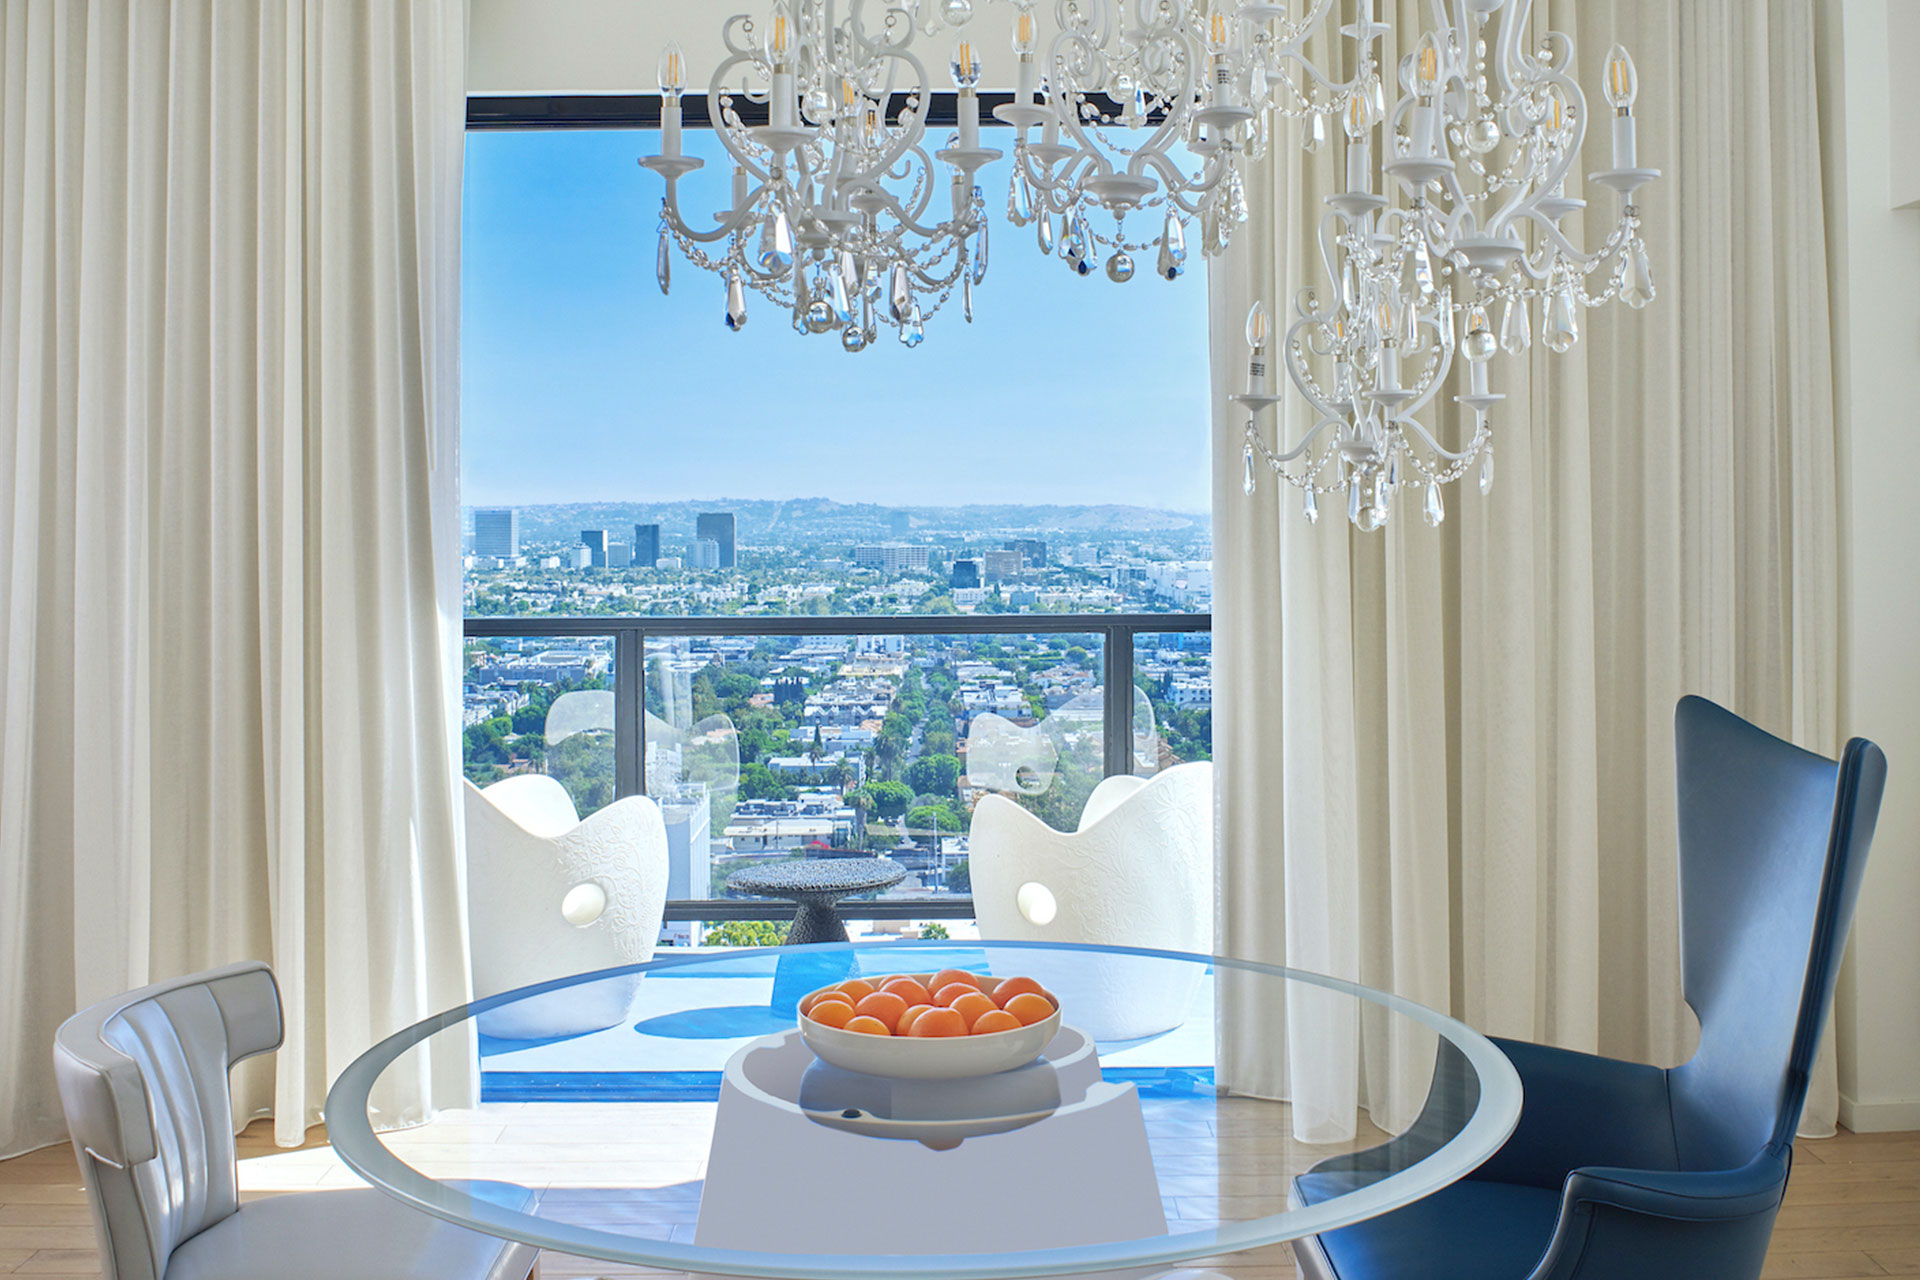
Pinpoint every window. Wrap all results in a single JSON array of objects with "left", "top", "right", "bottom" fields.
[{"left": 460, "top": 101, "right": 1212, "bottom": 943}]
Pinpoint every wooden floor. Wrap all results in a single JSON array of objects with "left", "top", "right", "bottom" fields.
[{"left": 1, "top": 1117, "right": 1915, "bottom": 1279}]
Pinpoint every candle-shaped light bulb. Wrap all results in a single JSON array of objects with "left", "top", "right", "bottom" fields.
[
  {"left": 766, "top": 0, "right": 794, "bottom": 66},
  {"left": 1548, "top": 87, "right": 1567, "bottom": 133},
  {"left": 1206, "top": 7, "right": 1232, "bottom": 56},
  {"left": 1602, "top": 42, "right": 1639, "bottom": 167},
  {"left": 1412, "top": 31, "right": 1441, "bottom": 100},
  {"left": 1343, "top": 92, "right": 1369, "bottom": 141},
  {"left": 1462, "top": 303, "right": 1496, "bottom": 362},
  {"left": 658, "top": 43, "right": 686, "bottom": 98},
  {"left": 1602, "top": 43, "right": 1638, "bottom": 112},
  {"left": 1012, "top": 8, "right": 1036, "bottom": 55},
  {"left": 950, "top": 40, "right": 982, "bottom": 89},
  {"left": 1246, "top": 301, "right": 1271, "bottom": 394},
  {"left": 1246, "top": 300, "right": 1271, "bottom": 350}
]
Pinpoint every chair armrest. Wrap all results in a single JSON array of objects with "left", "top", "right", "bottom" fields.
[
  {"left": 1528, "top": 1151, "right": 1791, "bottom": 1280},
  {"left": 1470, "top": 1038, "right": 1680, "bottom": 1189}
]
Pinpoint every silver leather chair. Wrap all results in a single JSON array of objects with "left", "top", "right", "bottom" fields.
[{"left": 53, "top": 961, "right": 539, "bottom": 1280}]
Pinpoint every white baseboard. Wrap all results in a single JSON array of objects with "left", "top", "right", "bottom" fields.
[{"left": 1838, "top": 1092, "right": 1920, "bottom": 1132}]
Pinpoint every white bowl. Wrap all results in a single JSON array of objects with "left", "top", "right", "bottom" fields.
[{"left": 798, "top": 975, "right": 1063, "bottom": 1080}]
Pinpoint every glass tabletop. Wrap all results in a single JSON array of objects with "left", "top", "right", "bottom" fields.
[{"left": 326, "top": 941, "right": 1520, "bottom": 1280}]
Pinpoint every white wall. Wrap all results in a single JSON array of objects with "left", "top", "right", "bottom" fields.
[
  {"left": 1824, "top": 0, "right": 1920, "bottom": 1133},
  {"left": 469, "top": 0, "right": 1033, "bottom": 96}
]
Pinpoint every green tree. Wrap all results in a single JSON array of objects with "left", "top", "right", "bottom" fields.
[
  {"left": 907, "top": 802, "right": 965, "bottom": 833},
  {"left": 739, "top": 762, "right": 795, "bottom": 801},
  {"left": 863, "top": 780, "right": 913, "bottom": 818},
  {"left": 904, "top": 754, "right": 963, "bottom": 798},
  {"left": 920, "top": 922, "right": 950, "bottom": 940},
  {"left": 946, "top": 858, "right": 971, "bottom": 893},
  {"left": 702, "top": 920, "right": 787, "bottom": 947}
]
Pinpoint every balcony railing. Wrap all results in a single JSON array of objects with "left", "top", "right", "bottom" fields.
[{"left": 464, "top": 612, "right": 1211, "bottom": 924}]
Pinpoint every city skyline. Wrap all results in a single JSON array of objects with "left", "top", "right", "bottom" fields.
[{"left": 461, "top": 128, "right": 1214, "bottom": 512}]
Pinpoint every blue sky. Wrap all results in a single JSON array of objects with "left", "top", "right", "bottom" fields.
[{"left": 461, "top": 128, "right": 1214, "bottom": 512}]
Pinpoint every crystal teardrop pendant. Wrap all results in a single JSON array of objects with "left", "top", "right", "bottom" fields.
[
  {"left": 757, "top": 205, "right": 795, "bottom": 272},
  {"left": 1163, "top": 210, "right": 1187, "bottom": 266},
  {"left": 1546, "top": 285, "right": 1579, "bottom": 353},
  {"left": 962, "top": 271, "right": 974, "bottom": 323},
  {"left": 889, "top": 261, "right": 912, "bottom": 323},
  {"left": 1069, "top": 211, "right": 1091, "bottom": 259},
  {"left": 972, "top": 217, "right": 989, "bottom": 284},
  {"left": 1385, "top": 452, "right": 1400, "bottom": 489},
  {"left": 1010, "top": 174, "right": 1033, "bottom": 225},
  {"left": 1303, "top": 111, "right": 1327, "bottom": 153},
  {"left": 1410, "top": 238, "right": 1436, "bottom": 302},
  {"left": 842, "top": 324, "right": 867, "bottom": 353},
  {"left": 1303, "top": 485, "right": 1319, "bottom": 524},
  {"left": 1424, "top": 480, "right": 1445, "bottom": 527},
  {"left": 1480, "top": 450, "right": 1495, "bottom": 495},
  {"left": 1228, "top": 170, "right": 1249, "bottom": 225},
  {"left": 791, "top": 270, "right": 812, "bottom": 333},
  {"left": 900, "top": 303, "right": 925, "bottom": 347},
  {"left": 806, "top": 299, "right": 836, "bottom": 332},
  {"left": 1349, "top": 480, "right": 1365, "bottom": 527},
  {"left": 1158, "top": 238, "right": 1179, "bottom": 281},
  {"left": 656, "top": 226, "right": 671, "bottom": 295},
  {"left": 1038, "top": 212, "right": 1056, "bottom": 255},
  {"left": 1243, "top": 442, "right": 1258, "bottom": 496},
  {"left": 724, "top": 270, "right": 747, "bottom": 330},
  {"left": 838, "top": 249, "right": 859, "bottom": 297},
  {"left": 830, "top": 266, "right": 853, "bottom": 324},
  {"left": 1501, "top": 296, "right": 1531, "bottom": 354},
  {"left": 1621, "top": 240, "right": 1654, "bottom": 309}
]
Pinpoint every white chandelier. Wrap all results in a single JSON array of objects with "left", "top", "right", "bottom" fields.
[
  {"left": 1228, "top": 0, "right": 1658, "bottom": 530},
  {"left": 640, "top": 1, "right": 1002, "bottom": 351}
]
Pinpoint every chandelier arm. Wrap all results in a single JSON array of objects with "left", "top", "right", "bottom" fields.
[
  {"left": 1283, "top": 316, "right": 1344, "bottom": 421},
  {"left": 660, "top": 184, "right": 773, "bottom": 246},
  {"left": 1268, "top": 414, "right": 1348, "bottom": 466},
  {"left": 1396, "top": 413, "right": 1480, "bottom": 464}
]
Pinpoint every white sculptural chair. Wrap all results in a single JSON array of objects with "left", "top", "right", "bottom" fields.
[
  {"left": 969, "top": 761, "right": 1214, "bottom": 1041},
  {"left": 465, "top": 773, "right": 669, "bottom": 1039}
]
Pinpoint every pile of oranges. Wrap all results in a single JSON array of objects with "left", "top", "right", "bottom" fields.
[{"left": 799, "top": 969, "right": 1056, "bottom": 1038}]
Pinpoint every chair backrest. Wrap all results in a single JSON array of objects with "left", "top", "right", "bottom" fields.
[
  {"left": 1667, "top": 696, "right": 1885, "bottom": 1172},
  {"left": 52, "top": 963, "right": 282, "bottom": 1280}
]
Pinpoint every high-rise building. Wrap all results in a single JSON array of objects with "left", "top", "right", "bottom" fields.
[
  {"left": 852, "top": 545, "right": 931, "bottom": 575},
  {"left": 950, "top": 559, "right": 981, "bottom": 590},
  {"left": 696, "top": 511, "right": 736, "bottom": 568},
  {"left": 633, "top": 523, "right": 661, "bottom": 568},
  {"left": 1003, "top": 538, "right": 1048, "bottom": 567},
  {"left": 473, "top": 508, "right": 518, "bottom": 560},
  {"left": 889, "top": 510, "right": 913, "bottom": 537},
  {"left": 687, "top": 538, "right": 721, "bottom": 569},
  {"left": 982, "top": 548, "right": 1024, "bottom": 581},
  {"left": 580, "top": 529, "right": 608, "bottom": 568},
  {"left": 607, "top": 542, "right": 632, "bottom": 569}
]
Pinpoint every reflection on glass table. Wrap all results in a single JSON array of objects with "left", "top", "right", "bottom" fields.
[{"left": 328, "top": 942, "right": 1520, "bottom": 1280}]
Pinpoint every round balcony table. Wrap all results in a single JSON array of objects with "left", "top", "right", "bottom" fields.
[
  {"left": 725, "top": 857, "right": 907, "bottom": 944},
  {"left": 328, "top": 941, "right": 1521, "bottom": 1280}
]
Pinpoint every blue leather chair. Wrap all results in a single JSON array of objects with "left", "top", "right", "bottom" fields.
[{"left": 1293, "top": 695, "right": 1887, "bottom": 1280}]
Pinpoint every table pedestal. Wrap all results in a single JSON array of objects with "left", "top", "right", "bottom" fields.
[{"left": 698, "top": 1028, "right": 1166, "bottom": 1258}]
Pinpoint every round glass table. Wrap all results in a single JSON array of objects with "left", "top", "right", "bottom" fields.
[{"left": 327, "top": 942, "right": 1520, "bottom": 1280}]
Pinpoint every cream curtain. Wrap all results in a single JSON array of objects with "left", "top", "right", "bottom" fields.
[
  {"left": 0, "top": 0, "right": 472, "bottom": 1157},
  {"left": 1213, "top": 0, "right": 1845, "bottom": 1139}
]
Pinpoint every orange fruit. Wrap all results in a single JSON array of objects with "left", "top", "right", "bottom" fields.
[
  {"left": 845, "top": 1015, "right": 892, "bottom": 1036},
  {"left": 809, "top": 998, "right": 856, "bottom": 1029},
  {"left": 897, "top": 1003, "right": 934, "bottom": 1035},
  {"left": 948, "top": 991, "right": 997, "bottom": 1030},
  {"left": 907, "top": 1007, "right": 966, "bottom": 1037},
  {"left": 1003, "top": 992, "right": 1055, "bottom": 1026},
  {"left": 836, "top": 979, "right": 876, "bottom": 1003},
  {"left": 932, "top": 981, "right": 978, "bottom": 1008},
  {"left": 971, "top": 1009, "right": 1021, "bottom": 1035},
  {"left": 990, "top": 977, "right": 1046, "bottom": 1008},
  {"left": 931, "top": 968, "right": 981, "bottom": 994},
  {"left": 881, "top": 976, "right": 933, "bottom": 1006},
  {"left": 800, "top": 988, "right": 845, "bottom": 1016},
  {"left": 854, "top": 991, "right": 908, "bottom": 1030}
]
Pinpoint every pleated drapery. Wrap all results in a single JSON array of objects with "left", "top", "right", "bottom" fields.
[
  {"left": 1212, "top": 0, "right": 1846, "bottom": 1139},
  {"left": 0, "top": 0, "right": 472, "bottom": 1156}
]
